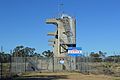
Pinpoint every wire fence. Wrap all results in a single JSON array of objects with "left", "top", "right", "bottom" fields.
[{"left": 0, "top": 55, "right": 120, "bottom": 79}]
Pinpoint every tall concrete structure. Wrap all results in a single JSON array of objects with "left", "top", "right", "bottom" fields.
[
  {"left": 46, "top": 14, "right": 76, "bottom": 71},
  {"left": 46, "top": 14, "right": 76, "bottom": 57}
]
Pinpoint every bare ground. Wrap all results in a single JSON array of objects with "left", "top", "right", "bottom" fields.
[{"left": 15, "top": 72, "right": 120, "bottom": 80}]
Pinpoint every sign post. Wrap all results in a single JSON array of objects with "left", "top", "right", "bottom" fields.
[
  {"left": 67, "top": 47, "right": 82, "bottom": 70},
  {"left": 59, "top": 59, "right": 65, "bottom": 70}
]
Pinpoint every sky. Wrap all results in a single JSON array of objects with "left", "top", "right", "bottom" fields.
[{"left": 0, "top": 0, "right": 120, "bottom": 55}]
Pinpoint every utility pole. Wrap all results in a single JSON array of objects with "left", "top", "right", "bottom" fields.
[{"left": 0, "top": 46, "right": 3, "bottom": 53}]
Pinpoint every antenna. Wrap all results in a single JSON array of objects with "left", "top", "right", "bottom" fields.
[
  {"left": 60, "top": 3, "right": 64, "bottom": 13},
  {"left": 58, "top": 0, "right": 64, "bottom": 16}
]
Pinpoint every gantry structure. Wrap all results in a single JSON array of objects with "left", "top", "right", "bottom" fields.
[{"left": 46, "top": 14, "right": 76, "bottom": 58}]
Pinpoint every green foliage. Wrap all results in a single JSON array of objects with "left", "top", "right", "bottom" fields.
[
  {"left": 42, "top": 50, "right": 53, "bottom": 58},
  {"left": 12, "top": 45, "right": 41, "bottom": 57},
  {"left": 90, "top": 52, "right": 100, "bottom": 57},
  {"left": 0, "top": 52, "right": 11, "bottom": 63},
  {"left": 90, "top": 51, "right": 107, "bottom": 62},
  {"left": 105, "top": 55, "right": 120, "bottom": 63}
]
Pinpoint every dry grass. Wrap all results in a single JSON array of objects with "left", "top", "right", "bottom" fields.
[{"left": 20, "top": 72, "right": 120, "bottom": 80}]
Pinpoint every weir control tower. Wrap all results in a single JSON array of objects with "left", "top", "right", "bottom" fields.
[{"left": 46, "top": 14, "right": 76, "bottom": 57}]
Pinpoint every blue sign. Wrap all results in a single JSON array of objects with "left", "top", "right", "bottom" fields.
[
  {"left": 68, "top": 54, "right": 83, "bottom": 57},
  {"left": 67, "top": 47, "right": 83, "bottom": 57}
]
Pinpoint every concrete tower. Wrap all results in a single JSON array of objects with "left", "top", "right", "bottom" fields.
[{"left": 46, "top": 14, "right": 76, "bottom": 58}]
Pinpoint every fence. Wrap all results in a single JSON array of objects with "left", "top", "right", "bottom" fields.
[
  {"left": 11, "top": 56, "right": 77, "bottom": 73},
  {"left": 76, "top": 57, "right": 120, "bottom": 76},
  {"left": 11, "top": 57, "right": 53, "bottom": 73},
  {"left": 0, "top": 55, "right": 120, "bottom": 79},
  {"left": 10, "top": 56, "right": 120, "bottom": 76},
  {"left": 0, "top": 62, "right": 11, "bottom": 79}
]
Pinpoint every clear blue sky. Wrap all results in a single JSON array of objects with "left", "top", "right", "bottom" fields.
[{"left": 0, "top": 0, "right": 120, "bottom": 55}]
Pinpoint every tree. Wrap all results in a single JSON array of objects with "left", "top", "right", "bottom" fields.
[
  {"left": 0, "top": 52, "right": 5, "bottom": 62},
  {"left": 42, "top": 50, "right": 53, "bottom": 58},
  {"left": 105, "top": 55, "right": 120, "bottom": 63},
  {"left": 90, "top": 52, "right": 100, "bottom": 57},
  {"left": 99, "top": 51, "right": 107, "bottom": 58},
  {"left": 12, "top": 45, "right": 36, "bottom": 57},
  {"left": 90, "top": 52, "right": 102, "bottom": 62},
  {"left": 23, "top": 47, "right": 35, "bottom": 57},
  {"left": 12, "top": 45, "right": 24, "bottom": 57},
  {"left": 0, "top": 52, "right": 11, "bottom": 63}
]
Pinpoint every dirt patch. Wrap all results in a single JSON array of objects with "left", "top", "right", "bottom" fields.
[
  {"left": 18, "top": 72, "right": 120, "bottom": 80},
  {"left": 68, "top": 73, "right": 114, "bottom": 80}
]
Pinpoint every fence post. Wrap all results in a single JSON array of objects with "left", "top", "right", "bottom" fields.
[
  {"left": 10, "top": 55, "right": 12, "bottom": 78},
  {"left": 53, "top": 57, "right": 54, "bottom": 72},
  {"left": 25, "top": 57, "right": 26, "bottom": 72},
  {"left": 70, "top": 56, "right": 71, "bottom": 71},
  {"left": 1, "top": 62, "right": 2, "bottom": 79}
]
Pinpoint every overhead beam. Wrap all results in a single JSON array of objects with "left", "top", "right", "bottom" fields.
[
  {"left": 46, "top": 19, "right": 59, "bottom": 25},
  {"left": 48, "top": 44, "right": 54, "bottom": 46},
  {"left": 48, "top": 39, "right": 56, "bottom": 42},
  {"left": 47, "top": 32, "right": 56, "bottom": 36}
]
